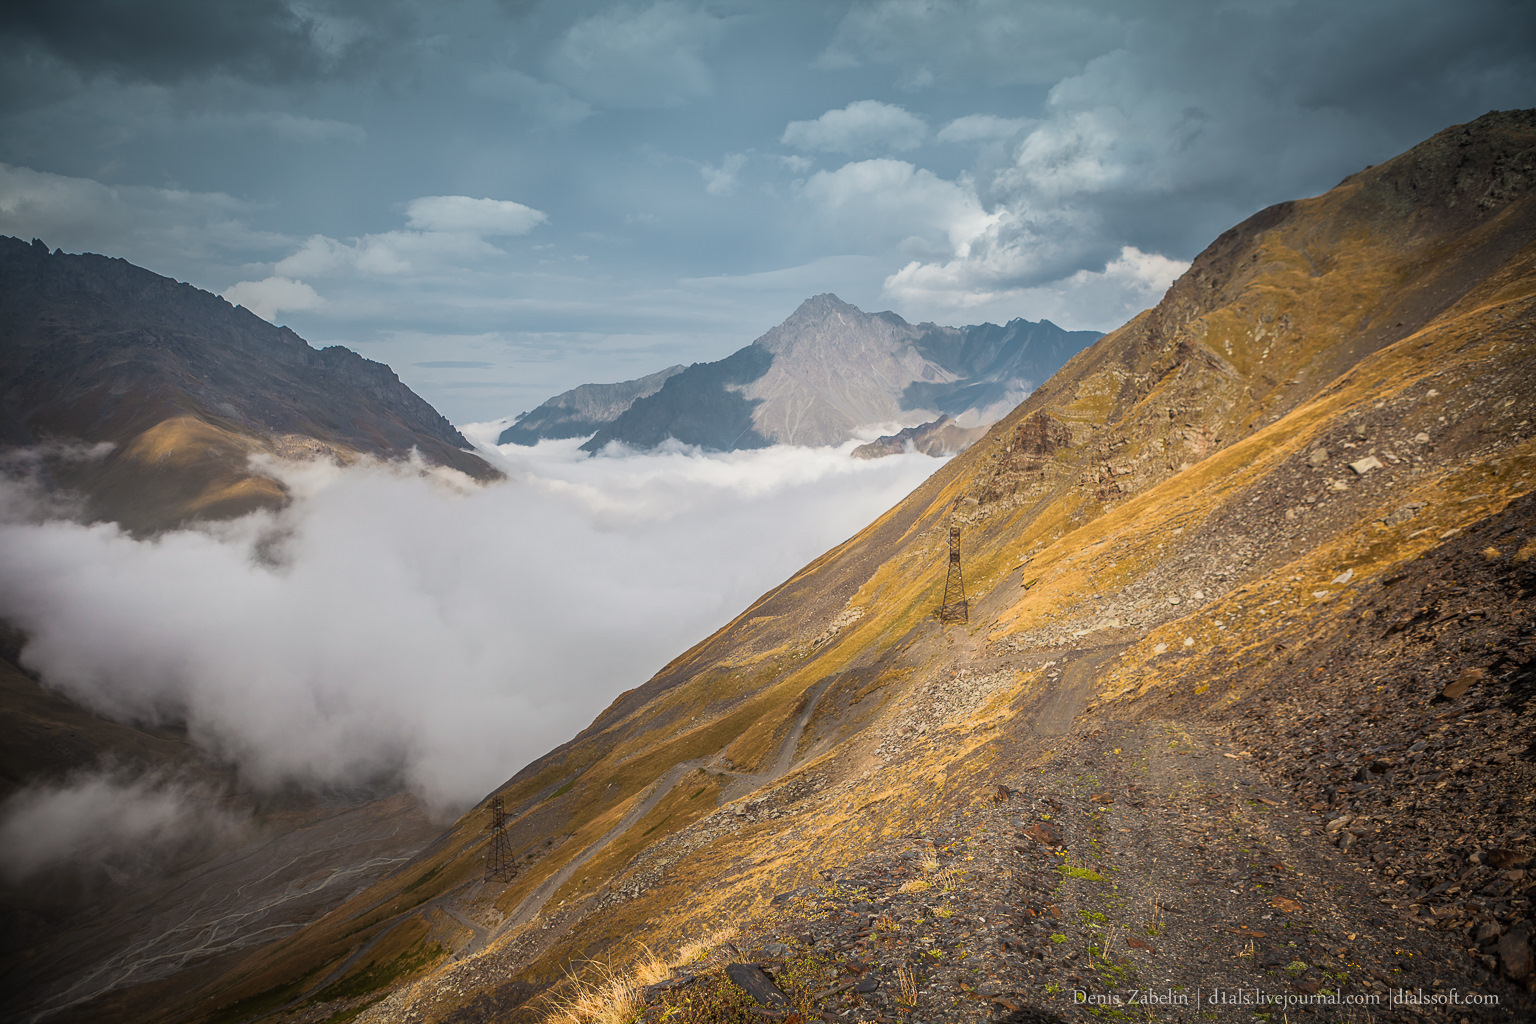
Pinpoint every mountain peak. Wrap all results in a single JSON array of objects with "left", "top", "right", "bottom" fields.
[{"left": 787, "top": 292, "right": 863, "bottom": 319}]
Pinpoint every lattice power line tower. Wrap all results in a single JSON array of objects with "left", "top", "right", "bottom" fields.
[
  {"left": 485, "top": 795, "right": 514, "bottom": 882},
  {"left": 939, "top": 520, "right": 968, "bottom": 624}
]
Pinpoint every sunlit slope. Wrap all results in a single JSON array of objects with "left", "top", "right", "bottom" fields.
[{"left": 141, "top": 111, "right": 1536, "bottom": 1024}]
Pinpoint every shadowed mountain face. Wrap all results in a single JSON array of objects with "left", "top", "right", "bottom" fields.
[
  {"left": 576, "top": 297, "right": 1101, "bottom": 453},
  {"left": 583, "top": 344, "right": 777, "bottom": 452},
  {"left": 33, "top": 112, "right": 1536, "bottom": 1024},
  {"left": 496, "top": 365, "right": 685, "bottom": 445},
  {"left": 0, "top": 237, "right": 496, "bottom": 532}
]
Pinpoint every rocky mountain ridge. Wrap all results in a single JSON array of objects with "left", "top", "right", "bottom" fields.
[
  {"left": 497, "top": 365, "right": 686, "bottom": 446},
  {"left": 0, "top": 236, "right": 496, "bottom": 531},
  {"left": 519, "top": 297, "right": 1101, "bottom": 453}
]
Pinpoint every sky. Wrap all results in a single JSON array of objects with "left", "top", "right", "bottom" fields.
[{"left": 1, "top": 0, "right": 1531, "bottom": 424}]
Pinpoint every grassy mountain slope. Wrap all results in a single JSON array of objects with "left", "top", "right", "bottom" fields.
[{"left": 108, "top": 110, "right": 1536, "bottom": 1024}]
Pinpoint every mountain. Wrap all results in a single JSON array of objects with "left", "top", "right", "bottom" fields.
[
  {"left": 497, "top": 365, "right": 686, "bottom": 445},
  {"left": 0, "top": 237, "right": 497, "bottom": 532},
  {"left": 0, "top": 241, "right": 485, "bottom": 1020},
  {"left": 578, "top": 297, "right": 1100, "bottom": 452},
  {"left": 24, "top": 111, "right": 1536, "bottom": 1023},
  {"left": 850, "top": 414, "right": 987, "bottom": 459}
]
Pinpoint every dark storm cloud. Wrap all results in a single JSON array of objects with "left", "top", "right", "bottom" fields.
[{"left": 0, "top": 0, "right": 418, "bottom": 84}]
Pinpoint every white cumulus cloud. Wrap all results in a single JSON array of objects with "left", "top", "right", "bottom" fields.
[
  {"left": 936, "top": 113, "right": 1030, "bottom": 144},
  {"left": 404, "top": 195, "right": 548, "bottom": 236},
  {"left": 262, "top": 194, "right": 547, "bottom": 281},
  {"left": 700, "top": 153, "right": 747, "bottom": 196},
  {"left": 801, "top": 158, "right": 997, "bottom": 259},
  {"left": 782, "top": 100, "right": 928, "bottom": 155},
  {"left": 222, "top": 276, "right": 325, "bottom": 322},
  {"left": 887, "top": 244, "right": 1188, "bottom": 330}
]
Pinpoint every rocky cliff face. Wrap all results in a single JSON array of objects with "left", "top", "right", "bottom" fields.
[
  {"left": 580, "top": 297, "right": 1100, "bottom": 452},
  {"left": 0, "top": 238, "right": 495, "bottom": 531},
  {"left": 59, "top": 111, "right": 1536, "bottom": 1024}
]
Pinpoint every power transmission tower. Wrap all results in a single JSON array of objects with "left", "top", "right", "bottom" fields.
[
  {"left": 485, "top": 795, "right": 514, "bottom": 882},
  {"left": 939, "top": 521, "right": 968, "bottom": 624}
]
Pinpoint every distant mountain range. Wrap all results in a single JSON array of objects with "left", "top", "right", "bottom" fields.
[
  {"left": 0, "top": 237, "right": 496, "bottom": 532},
  {"left": 497, "top": 364, "right": 685, "bottom": 445},
  {"left": 498, "top": 295, "right": 1101, "bottom": 452}
]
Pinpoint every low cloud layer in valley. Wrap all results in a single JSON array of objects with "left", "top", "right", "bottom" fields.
[
  {"left": 0, "top": 438, "right": 944, "bottom": 839},
  {"left": 0, "top": 767, "right": 243, "bottom": 888}
]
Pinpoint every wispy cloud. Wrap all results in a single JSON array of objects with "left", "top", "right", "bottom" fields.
[
  {"left": 782, "top": 100, "right": 928, "bottom": 155},
  {"left": 0, "top": 767, "right": 242, "bottom": 885}
]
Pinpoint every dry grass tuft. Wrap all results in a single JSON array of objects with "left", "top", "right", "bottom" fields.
[
  {"left": 896, "top": 966, "right": 919, "bottom": 1007},
  {"left": 548, "top": 961, "right": 642, "bottom": 1024},
  {"left": 632, "top": 946, "right": 672, "bottom": 988},
  {"left": 676, "top": 926, "right": 739, "bottom": 967},
  {"left": 898, "top": 878, "right": 931, "bottom": 894},
  {"left": 543, "top": 942, "right": 678, "bottom": 1024}
]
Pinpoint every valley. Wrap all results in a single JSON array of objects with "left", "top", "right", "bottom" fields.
[{"left": 1, "top": 109, "right": 1533, "bottom": 1024}]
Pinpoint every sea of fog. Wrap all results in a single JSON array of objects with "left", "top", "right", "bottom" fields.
[{"left": 0, "top": 430, "right": 946, "bottom": 875}]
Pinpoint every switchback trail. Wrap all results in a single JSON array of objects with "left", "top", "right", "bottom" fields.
[{"left": 479, "top": 674, "right": 839, "bottom": 952}]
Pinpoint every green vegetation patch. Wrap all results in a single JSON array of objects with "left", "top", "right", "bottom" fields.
[
  {"left": 312, "top": 940, "right": 446, "bottom": 1003},
  {"left": 204, "top": 963, "right": 332, "bottom": 1024},
  {"left": 398, "top": 862, "right": 442, "bottom": 897},
  {"left": 654, "top": 947, "right": 839, "bottom": 1023},
  {"left": 1059, "top": 864, "right": 1106, "bottom": 882}
]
